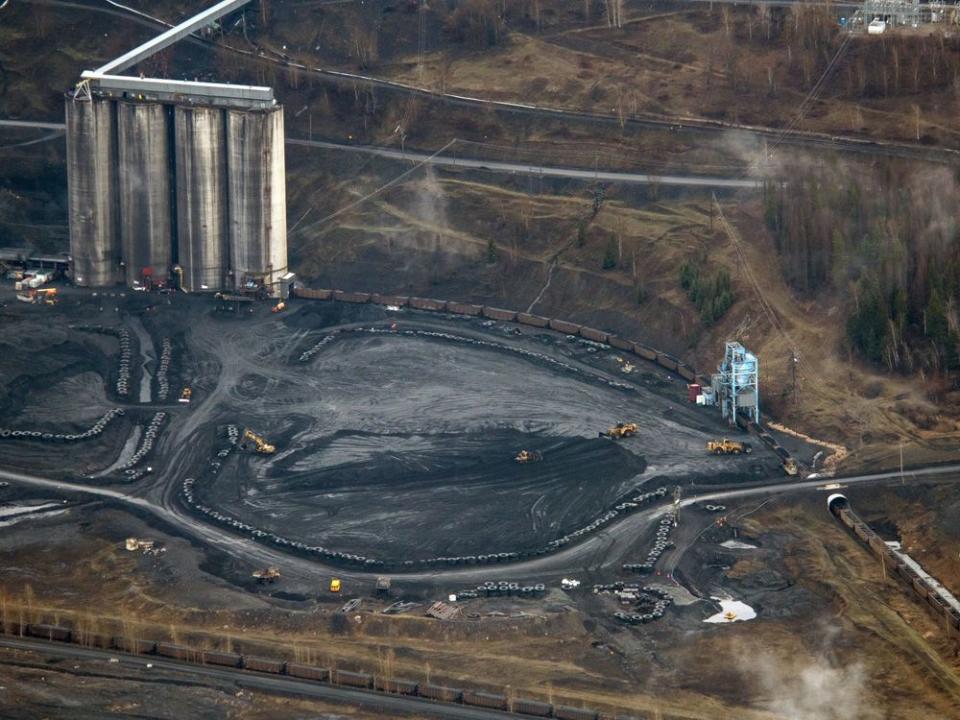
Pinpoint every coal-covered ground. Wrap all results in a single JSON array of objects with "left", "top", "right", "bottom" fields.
[{"left": 0, "top": 289, "right": 782, "bottom": 564}]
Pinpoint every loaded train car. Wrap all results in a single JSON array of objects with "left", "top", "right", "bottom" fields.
[
  {"left": 828, "top": 494, "right": 960, "bottom": 635},
  {"left": 5, "top": 621, "right": 629, "bottom": 720}
]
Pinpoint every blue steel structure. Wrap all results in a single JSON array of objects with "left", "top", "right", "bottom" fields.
[{"left": 716, "top": 341, "right": 759, "bottom": 425}]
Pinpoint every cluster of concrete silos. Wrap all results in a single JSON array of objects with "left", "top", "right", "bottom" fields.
[{"left": 66, "top": 96, "right": 287, "bottom": 293}]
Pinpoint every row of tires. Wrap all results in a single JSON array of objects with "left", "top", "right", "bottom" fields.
[
  {"left": 292, "top": 289, "right": 702, "bottom": 384},
  {"left": 455, "top": 581, "right": 547, "bottom": 600},
  {"left": 623, "top": 511, "right": 676, "bottom": 575},
  {"left": 182, "top": 467, "right": 669, "bottom": 571},
  {"left": 0, "top": 408, "right": 124, "bottom": 443},
  {"left": 116, "top": 411, "right": 166, "bottom": 475},
  {"left": 10, "top": 623, "right": 636, "bottom": 719},
  {"left": 74, "top": 324, "right": 133, "bottom": 397},
  {"left": 830, "top": 499, "right": 960, "bottom": 635},
  {"left": 156, "top": 338, "right": 173, "bottom": 401}
]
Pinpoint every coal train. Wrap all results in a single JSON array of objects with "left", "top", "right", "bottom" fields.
[
  {"left": 827, "top": 494, "right": 960, "bottom": 635},
  {"left": 4, "top": 623, "right": 633, "bottom": 719}
]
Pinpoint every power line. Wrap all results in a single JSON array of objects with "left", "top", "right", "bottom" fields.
[{"left": 312, "top": 138, "right": 458, "bottom": 227}]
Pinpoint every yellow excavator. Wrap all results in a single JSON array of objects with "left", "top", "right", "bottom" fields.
[
  {"left": 707, "top": 439, "right": 752, "bottom": 455},
  {"left": 600, "top": 422, "right": 639, "bottom": 439},
  {"left": 243, "top": 429, "right": 276, "bottom": 455},
  {"left": 252, "top": 567, "right": 280, "bottom": 583},
  {"left": 515, "top": 450, "right": 543, "bottom": 463}
]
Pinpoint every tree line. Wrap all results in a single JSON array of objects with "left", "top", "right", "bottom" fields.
[{"left": 762, "top": 162, "right": 960, "bottom": 374}]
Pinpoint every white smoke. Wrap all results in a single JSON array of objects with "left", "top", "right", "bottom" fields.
[{"left": 743, "top": 649, "right": 878, "bottom": 720}]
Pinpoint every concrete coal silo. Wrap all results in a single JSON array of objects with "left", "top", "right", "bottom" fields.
[
  {"left": 174, "top": 105, "right": 228, "bottom": 292},
  {"left": 117, "top": 100, "right": 173, "bottom": 287},
  {"left": 226, "top": 106, "right": 287, "bottom": 292},
  {"left": 66, "top": 97, "right": 120, "bottom": 287}
]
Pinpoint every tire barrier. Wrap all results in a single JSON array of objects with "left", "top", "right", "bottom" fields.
[
  {"left": 75, "top": 324, "right": 133, "bottom": 397},
  {"left": 156, "top": 338, "right": 172, "bottom": 401},
  {"left": 115, "top": 411, "right": 166, "bottom": 479},
  {"left": 597, "top": 584, "right": 674, "bottom": 626},
  {"left": 182, "top": 461, "right": 670, "bottom": 571},
  {"left": 829, "top": 496, "right": 960, "bottom": 637},
  {"left": 298, "top": 333, "right": 338, "bottom": 363},
  {"left": 455, "top": 581, "right": 547, "bottom": 600},
  {"left": 622, "top": 511, "right": 676, "bottom": 575},
  {"left": 0, "top": 408, "right": 124, "bottom": 444}
]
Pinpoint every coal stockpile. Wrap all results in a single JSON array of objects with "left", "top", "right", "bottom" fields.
[
  {"left": 187, "top": 303, "right": 780, "bottom": 565},
  {"left": 200, "top": 427, "right": 645, "bottom": 562}
]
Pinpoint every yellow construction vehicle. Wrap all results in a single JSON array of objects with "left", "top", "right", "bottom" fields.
[
  {"left": 783, "top": 458, "right": 799, "bottom": 476},
  {"left": 329, "top": 578, "right": 342, "bottom": 593},
  {"left": 252, "top": 567, "right": 281, "bottom": 583},
  {"left": 243, "top": 429, "right": 276, "bottom": 455},
  {"left": 707, "top": 439, "right": 752, "bottom": 455},
  {"left": 178, "top": 387, "right": 192, "bottom": 404},
  {"left": 271, "top": 301, "right": 286, "bottom": 313},
  {"left": 515, "top": 450, "right": 542, "bottom": 463},
  {"left": 601, "top": 422, "right": 639, "bottom": 439}
]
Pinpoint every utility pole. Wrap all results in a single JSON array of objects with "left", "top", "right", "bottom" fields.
[
  {"left": 791, "top": 352, "right": 799, "bottom": 405},
  {"left": 900, "top": 440, "right": 905, "bottom": 485}
]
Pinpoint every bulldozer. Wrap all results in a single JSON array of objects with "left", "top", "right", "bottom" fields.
[
  {"left": 707, "top": 439, "right": 751, "bottom": 455},
  {"left": 243, "top": 429, "right": 276, "bottom": 455},
  {"left": 178, "top": 387, "right": 192, "bottom": 404},
  {"left": 515, "top": 450, "right": 543, "bottom": 463},
  {"left": 600, "top": 422, "right": 639, "bottom": 439},
  {"left": 783, "top": 458, "right": 799, "bottom": 476},
  {"left": 252, "top": 567, "right": 281, "bottom": 583}
]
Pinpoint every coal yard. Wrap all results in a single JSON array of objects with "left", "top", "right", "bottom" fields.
[{"left": 0, "top": 290, "right": 788, "bottom": 594}]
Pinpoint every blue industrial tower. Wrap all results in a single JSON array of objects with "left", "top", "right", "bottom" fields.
[{"left": 715, "top": 342, "right": 759, "bottom": 425}]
